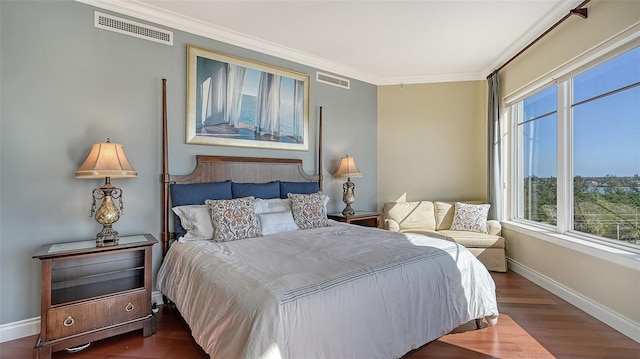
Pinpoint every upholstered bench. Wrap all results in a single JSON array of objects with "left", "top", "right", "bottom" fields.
[{"left": 383, "top": 201, "right": 507, "bottom": 272}]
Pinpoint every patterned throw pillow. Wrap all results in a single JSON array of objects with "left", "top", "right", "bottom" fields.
[
  {"left": 449, "top": 202, "right": 491, "bottom": 234},
  {"left": 205, "top": 197, "right": 261, "bottom": 242},
  {"left": 288, "top": 192, "right": 329, "bottom": 230}
]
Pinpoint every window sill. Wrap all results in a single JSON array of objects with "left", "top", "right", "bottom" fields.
[{"left": 501, "top": 220, "right": 640, "bottom": 271}]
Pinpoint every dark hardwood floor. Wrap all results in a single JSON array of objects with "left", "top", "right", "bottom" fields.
[{"left": 1, "top": 270, "right": 638, "bottom": 359}]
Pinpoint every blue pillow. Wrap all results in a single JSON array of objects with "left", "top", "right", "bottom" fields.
[
  {"left": 170, "top": 181, "right": 232, "bottom": 235},
  {"left": 232, "top": 181, "right": 280, "bottom": 199},
  {"left": 280, "top": 181, "right": 320, "bottom": 199}
]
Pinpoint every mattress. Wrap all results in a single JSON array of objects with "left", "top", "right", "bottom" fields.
[{"left": 157, "top": 221, "right": 499, "bottom": 359}]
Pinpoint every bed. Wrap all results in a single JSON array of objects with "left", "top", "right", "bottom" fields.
[{"left": 156, "top": 85, "right": 498, "bottom": 358}]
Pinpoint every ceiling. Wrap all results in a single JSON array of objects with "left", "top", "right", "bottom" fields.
[{"left": 80, "top": 0, "right": 585, "bottom": 85}]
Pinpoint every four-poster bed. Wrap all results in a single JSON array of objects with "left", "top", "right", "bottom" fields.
[{"left": 156, "top": 79, "right": 498, "bottom": 358}]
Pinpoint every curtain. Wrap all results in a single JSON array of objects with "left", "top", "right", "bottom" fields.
[
  {"left": 226, "top": 64, "right": 246, "bottom": 127},
  {"left": 256, "top": 73, "right": 282, "bottom": 136},
  {"left": 487, "top": 71, "right": 502, "bottom": 220},
  {"left": 200, "top": 62, "right": 228, "bottom": 127},
  {"left": 292, "top": 79, "right": 304, "bottom": 141}
]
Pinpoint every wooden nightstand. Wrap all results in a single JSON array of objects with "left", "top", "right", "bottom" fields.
[
  {"left": 32, "top": 234, "right": 157, "bottom": 359},
  {"left": 327, "top": 212, "right": 382, "bottom": 228}
]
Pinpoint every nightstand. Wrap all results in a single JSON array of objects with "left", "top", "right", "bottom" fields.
[
  {"left": 32, "top": 234, "right": 157, "bottom": 359},
  {"left": 327, "top": 212, "right": 382, "bottom": 228}
]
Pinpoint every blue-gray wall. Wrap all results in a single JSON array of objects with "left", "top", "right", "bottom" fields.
[{"left": 0, "top": 0, "right": 377, "bottom": 325}]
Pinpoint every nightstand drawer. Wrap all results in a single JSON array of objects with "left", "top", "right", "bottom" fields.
[
  {"left": 327, "top": 212, "right": 381, "bottom": 228},
  {"left": 46, "top": 291, "right": 148, "bottom": 340}
]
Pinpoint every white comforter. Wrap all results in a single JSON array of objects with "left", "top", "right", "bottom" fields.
[{"left": 157, "top": 221, "right": 498, "bottom": 359}]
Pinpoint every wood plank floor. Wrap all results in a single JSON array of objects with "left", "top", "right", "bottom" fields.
[{"left": 1, "top": 270, "right": 638, "bottom": 359}]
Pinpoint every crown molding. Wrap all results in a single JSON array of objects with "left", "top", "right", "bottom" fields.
[
  {"left": 482, "top": 0, "right": 586, "bottom": 75},
  {"left": 378, "top": 71, "right": 486, "bottom": 86},
  {"left": 76, "top": 0, "right": 493, "bottom": 85},
  {"left": 76, "top": 0, "right": 384, "bottom": 84},
  {"left": 77, "top": 0, "right": 576, "bottom": 85}
]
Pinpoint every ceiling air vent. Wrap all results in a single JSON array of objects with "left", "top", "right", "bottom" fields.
[
  {"left": 95, "top": 11, "right": 173, "bottom": 46},
  {"left": 316, "top": 72, "right": 350, "bottom": 90}
]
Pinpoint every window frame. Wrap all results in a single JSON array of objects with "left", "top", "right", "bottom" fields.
[
  {"left": 514, "top": 83, "right": 559, "bottom": 226},
  {"left": 505, "top": 29, "right": 640, "bottom": 253}
]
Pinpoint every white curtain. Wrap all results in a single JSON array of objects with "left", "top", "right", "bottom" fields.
[
  {"left": 256, "top": 73, "right": 282, "bottom": 135},
  {"left": 201, "top": 62, "right": 227, "bottom": 127},
  {"left": 226, "top": 64, "right": 246, "bottom": 127},
  {"left": 199, "top": 77, "right": 212, "bottom": 129},
  {"left": 292, "top": 79, "right": 304, "bottom": 141}
]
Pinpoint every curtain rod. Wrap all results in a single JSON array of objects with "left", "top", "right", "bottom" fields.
[{"left": 489, "top": 0, "right": 591, "bottom": 77}]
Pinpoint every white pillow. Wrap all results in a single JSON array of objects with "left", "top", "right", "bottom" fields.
[
  {"left": 172, "top": 205, "right": 214, "bottom": 242},
  {"left": 254, "top": 198, "right": 292, "bottom": 214},
  {"left": 254, "top": 196, "right": 329, "bottom": 214},
  {"left": 258, "top": 211, "right": 299, "bottom": 235},
  {"left": 321, "top": 194, "right": 330, "bottom": 212}
]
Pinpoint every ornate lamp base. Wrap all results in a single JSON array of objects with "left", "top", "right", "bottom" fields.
[
  {"left": 92, "top": 179, "right": 122, "bottom": 247},
  {"left": 96, "top": 225, "right": 119, "bottom": 247},
  {"left": 341, "top": 177, "right": 356, "bottom": 217},
  {"left": 342, "top": 204, "right": 355, "bottom": 217}
]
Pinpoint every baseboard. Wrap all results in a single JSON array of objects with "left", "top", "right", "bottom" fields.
[
  {"left": 0, "top": 317, "right": 40, "bottom": 343},
  {"left": 151, "top": 290, "right": 165, "bottom": 306},
  {"left": 0, "top": 291, "right": 165, "bottom": 344},
  {"left": 507, "top": 258, "right": 640, "bottom": 343}
]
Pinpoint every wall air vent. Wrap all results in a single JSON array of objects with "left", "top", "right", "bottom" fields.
[
  {"left": 316, "top": 72, "right": 350, "bottom": 89},
  {"left": 95, "top": 12, "right": 173, "bottom": 46}
]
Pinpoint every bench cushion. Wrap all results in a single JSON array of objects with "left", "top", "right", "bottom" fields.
[
  {"left": 438, "top": 230, "right": 505, "bottom": 248},
  {"left": 383, "top": 201, "right": 436, "bottom": 232}
]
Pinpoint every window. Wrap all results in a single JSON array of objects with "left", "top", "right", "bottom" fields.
[
  {"left": 511, "top": 45, "right": 640, "bottom": 249},
  {"left": 516, "top": 86, "right": 558, "bottom": 225},
  {"left": 572, "top": 47, "right": 640, "bottom": 244}
]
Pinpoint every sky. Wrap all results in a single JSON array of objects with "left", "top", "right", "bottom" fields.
[{"left": 522, "top": 46, "right": 639, "bottom": 178}]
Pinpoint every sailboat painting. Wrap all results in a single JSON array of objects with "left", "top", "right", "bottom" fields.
[{"left": 186, "top": 46, "right": 309, "bottom": 151}]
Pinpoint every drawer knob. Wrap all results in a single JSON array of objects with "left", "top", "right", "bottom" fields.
[
  {"left": 63, "top": 316, "right": 75, "bottom": 327},
  {"left": 125, "top": 303, "right": 135, "bottom": 312}
]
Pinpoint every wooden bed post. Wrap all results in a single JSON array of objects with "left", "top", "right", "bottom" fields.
[
  {"left": 161, "top": 79, "right": 170, "bottom": 256},
  {"left": 318, "top": 106, "right": 323, "bottom": 192}
]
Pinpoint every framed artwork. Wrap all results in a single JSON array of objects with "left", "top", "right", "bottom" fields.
[{"left": 186, "top": 46, "right": 310, "bottom": 151}]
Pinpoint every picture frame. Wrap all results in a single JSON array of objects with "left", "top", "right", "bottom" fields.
[{"left": 186, "top": 45, "right": 310, "bottom": 151}]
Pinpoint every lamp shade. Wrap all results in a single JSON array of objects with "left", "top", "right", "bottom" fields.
[
  {"left": 75, "top": 139, "right": 137, "bottom": 179},
  {"left": 333, "top": 155, "right": 362, "bottom": 178}
]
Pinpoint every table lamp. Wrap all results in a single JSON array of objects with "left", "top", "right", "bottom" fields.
[
  {"left": 75, "top": 138, "right": 137, "bottom": 247},
  {"left": 333, "top": 155, "right": 362, "bottom": 216}
]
